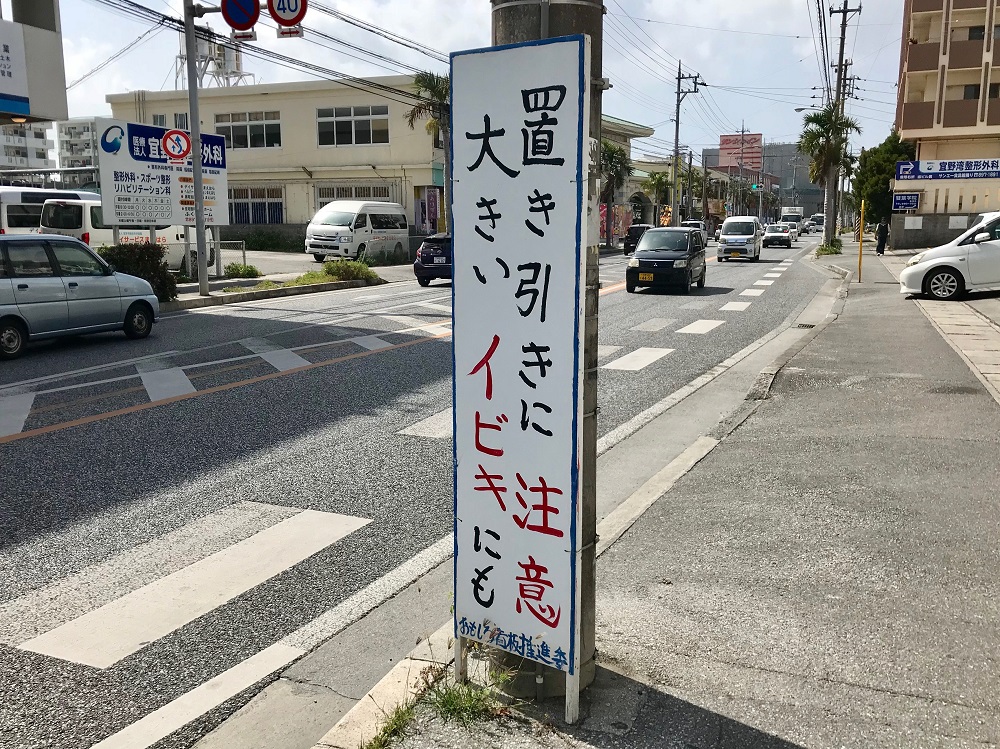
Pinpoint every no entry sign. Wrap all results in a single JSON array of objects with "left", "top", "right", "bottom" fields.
[
  {"left": 221, "top": 0, "right": 260, "bottom": 32},
  {"left": 267, "top": 0, "right": 307, "bottom": 27}
]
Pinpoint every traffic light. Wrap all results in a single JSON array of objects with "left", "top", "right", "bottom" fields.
[{"left": 751, "top": 183, "right": 762, "bottom": 192}]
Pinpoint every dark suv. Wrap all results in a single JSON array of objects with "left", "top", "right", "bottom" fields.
[
  {"left": 413, "top": 233, "right": 452, "bottom": 286},
  {"left": 624, "top": 224, "right": 653, "bottom": 255}
]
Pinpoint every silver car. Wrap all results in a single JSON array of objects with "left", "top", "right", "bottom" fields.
[{"left": 0, "top": 235, "right": 159, "bottom": 359}]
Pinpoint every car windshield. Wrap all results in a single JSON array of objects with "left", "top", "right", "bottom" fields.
[
  {"left": 41, "top": 203, "right": 83, "bottom": 230},
  {"left": 637, "top": 231, "right": 690, "bottom": 251},
  {"left": 722, "top": 222, "right": 755, "bottom": 236},
  {"left": 314, "top": 210, "right": 355, "bottom": 227}
]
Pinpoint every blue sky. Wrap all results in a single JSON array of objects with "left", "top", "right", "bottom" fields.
[{"left": 45, "top": 0, "right": 901, "bottom": 162}]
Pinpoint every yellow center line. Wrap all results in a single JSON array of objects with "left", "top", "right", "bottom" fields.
[{"left": 1, "top": 332, "right": 451, "bottom": 446}]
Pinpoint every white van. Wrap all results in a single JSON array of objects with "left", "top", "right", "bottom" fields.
[
  {"left": 305, "top": 200, "right": 408, "bottom": 261},
  {"left": 717, "top": 215, "right": 763, "bottom": 262},
  {"left": 39, "top": 199, "right": 199, "bottom": 271},
  {"left": 0, "top": 186, "right": 100, "bottom": 235}
]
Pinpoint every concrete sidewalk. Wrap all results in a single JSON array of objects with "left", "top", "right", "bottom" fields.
[{"left": 388, "top": 245, "right": 1000, "bottom": 746}]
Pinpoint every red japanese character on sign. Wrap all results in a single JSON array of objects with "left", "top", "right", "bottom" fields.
[
  {"left": 512, "top": 474, "right": 564, "bottom": 537},
  {"left": 475, "top": 411, "right": 507, "bottom": 457},
  {"left": 474, "top": 465, "right": 507, "bottom": 511},
  {"left": 515, "top": 555, "right": 561, "bottom": 628},
  {"left": 469, "top": 334, "right": 501, "bottom": 400}
]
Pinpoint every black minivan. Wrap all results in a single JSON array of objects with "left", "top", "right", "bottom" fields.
[
  {"left": 624, "top": 223, "right": 653, "bottom": 255},
  {"left": 413, "top": 233, "right": 452, "bottom": 286}
]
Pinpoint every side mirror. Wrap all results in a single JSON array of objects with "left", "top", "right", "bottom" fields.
[
  {"left": 975, "top": 232, "right": 991, "bottom": 243},
  {"left": 106, "top": 263, "right": 116, "bottom": 275}
]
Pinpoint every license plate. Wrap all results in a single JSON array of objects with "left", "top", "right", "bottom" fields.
[
  {"left": 730, "top": 252, "right": 741, "bottom": 257},
  {"left": 638, "top": 272, "right": 654, "bottom": 282},
  {"left": 433, "top": 256, "right": 447, "bottom": 264}
]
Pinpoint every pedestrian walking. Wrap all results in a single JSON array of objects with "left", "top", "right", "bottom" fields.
[{"left": 875, "top": 217, "right": 890, "bottom": 256}]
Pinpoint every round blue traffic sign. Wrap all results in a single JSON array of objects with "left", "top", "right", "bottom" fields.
[{"left": 222, "top": 0, "right": 260, "bottom": 32}]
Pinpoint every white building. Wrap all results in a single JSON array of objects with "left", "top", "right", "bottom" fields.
[
  {"left": 55, "top": 117, "right": 98, "bottom": 187},
  {"left": 0, "top": 123, "right": 56, "bottom": 172}
]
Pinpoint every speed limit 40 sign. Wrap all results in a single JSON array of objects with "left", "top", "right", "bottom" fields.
[{"left": 267, "top": 0, "right": 307, "bottom": 27}]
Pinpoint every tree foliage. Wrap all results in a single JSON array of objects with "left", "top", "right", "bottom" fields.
[
  {"left": 601, "top": 140, "right": 633, "bottom": 244},
  {"left": 641, "top": 171, "right": 670, "bottom": 204},
  {"left": 798, "top": 103, "right": 862, "bottom": 188},
  {"left": 853, "top": 130, "right": 916, "bottom": 223}
]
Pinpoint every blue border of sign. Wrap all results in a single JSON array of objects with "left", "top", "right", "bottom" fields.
[{"left": 449, "top": 34, "right": 586, "bottom": 676}]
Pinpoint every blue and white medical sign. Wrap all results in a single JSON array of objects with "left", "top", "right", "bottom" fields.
[
  {"left": 96, "top": 118, "right": 228, "bottom": 226},
  {"left": 896, "top": 159, "right": 1000, "bottom": 181},
  {"left": 892, "top": 193, "right": 920, "bottom": 211}
]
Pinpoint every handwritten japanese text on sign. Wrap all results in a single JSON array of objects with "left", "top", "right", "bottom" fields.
[
  {"left": 96, "top": 118, "right": 229, "bottom": 227},
  {"left": 452, "top": 36, "right": 588, "bottom": 674}
]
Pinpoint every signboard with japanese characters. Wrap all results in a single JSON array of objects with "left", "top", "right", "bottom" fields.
[
  {"left": 451, "top": 36, "right": 588, "bottom": 675},
  {"left": 96, "top": 118, "right": 228, "bottom": 226},
  {"left": 892, "top": 192, "right": 920, "bottom": 211},
  {"left": 0, "top": 20, "right": 30, "bottom": 117},
  {"left": 896, "top": 159, "right": 1000, "bottom": 181},
  {"left": 718, "top": 132, "right": 763, "bottom": 170}
]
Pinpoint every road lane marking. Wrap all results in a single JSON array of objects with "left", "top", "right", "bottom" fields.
[
  {"left": 414, "top": 301, "right": 452, "bottom": 313},
  {"left": 764, "top": 273, "right": 783, "bottom": 278},
  {"left": 240, "top": 338, "right": 311, "bottom": 372},
  {"left": 754, "top": 280, "right": 775, "bottom": 286},
  {"left": 602, "top": 347, "right": 674, "bottom": 371},
  {"left": 720, "top": 302, "right": 752, "bottom": 312},
  {"left": 352, "top": 335, "right": 393, "bottom": 351},
  {"left": 740, "top": 289, "right": 765, "bottom": 297},
  {"left": 0, "top": 502, "right": 300, "bottom": 645},
  {"left": 629, "top": 318, "right": 674, "bottom": 332},
  {"left": 139, "top": 368, "right": 196, "bottom": 402},
  {"left": 600, "top": 281, "right": 626, "bottom": 296},
  {"left": 19, "top": 510, "right": 370, "bottom": 668},
  {"left": 0, "top": 352, "right": 181, "bottom": 395},
  {"left": 676, "top": 319, "right": 725, "bottom": 335},
  {"left": 597, "top": 345, "right": 622, "bottom": 359},
  {"left": 89, "top": 643, "right": 306, "bottom": 749},
  {"left": 399, "top": 407, "right": 453, "bottom": 438},
  {"left": 0, "top": 393, "right": 34, "bottom": 437}
]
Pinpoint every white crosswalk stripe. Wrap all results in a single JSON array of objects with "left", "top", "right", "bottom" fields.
[
  {"left": 399, "top": 407, "right": 453, "bottom": 438},
  {"left": 139, "top": 368, "right": 196, "bottom": 402},
  {"left": 754, "top": 280, "right": 775, "bottom": 286},
  {"left": 602, "top": 347, "right": 674, "bottom": 371},
  {"left": 764, "top": 273, "right": 783, "bottom": 278},
  {"left": 352, "top": 335, "right": 394, "bottom": 351},
  {"left": 740, "top": 289, "right": 765, "bottom": 297},
  {"left": 0, "top": 392, "right": 34, "bottom": 437},
  {"left": 630, "top": 318, "right": 675, "bottom": 332},
  {"left": 720, "top": 301, "right": 751, "bottom": 311},
  {"left": 240, "top": 338, "right": 310, "bottom": 371},
  {"left": 676, "top": 319, "right": 725, "bottom": 335},
  {"left": 597, "top": 345, "right": 622, "bottom": 360}
]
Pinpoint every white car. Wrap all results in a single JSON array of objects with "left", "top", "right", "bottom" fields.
[
  {"left": 779, "top": 222, "right": 799, "bottom": 241},
  {"left": 899, "top": 211, "right": 1000, "bottom": 300},
  {"left": 680, "top": 219, "right": 708, "bottom": 246}
]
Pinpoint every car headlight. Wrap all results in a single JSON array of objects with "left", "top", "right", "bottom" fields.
[
  {"left": 746, "top": 238, "right": 755, "bottom": 245},
  {"left": 905, "top": 252, "right": 926, "bottom": 267},
  {"left": 340, "top": 236, "right": 353, "bottom": 244},
  {"left": 628, "top": 258, "right": 639, "bottom": 268},
  {"left": 673, "top": 259, "right": 688, "bottom": 268}
]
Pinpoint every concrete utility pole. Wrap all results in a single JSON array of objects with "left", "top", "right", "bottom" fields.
[
  {"left": 671, "top": 62, "right": 703, "bottom": 226},
  {"left": 701, "top": 160, "right": 708, "bottom": 223},
  {"left": 490, "top": 0, "right": 603, "bottom": 721},
  {"left": 685, "top": 151, "right": 693, "bottom": 221},
  {"left": 828, "top": 0, "right": 861, "bottom": 245}
]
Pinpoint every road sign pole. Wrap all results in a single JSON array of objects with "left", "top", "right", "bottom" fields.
[{"left": 183, "top": 0, "right": 211, "bottom": 296}]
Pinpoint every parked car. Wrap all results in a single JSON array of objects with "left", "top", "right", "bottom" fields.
[
  {"left": 763, "top": 224, "right": 792, "bottom": 248},
  {"left": 413, "top": 233, "right": 452, "bottom": 287},
  {"left": 717, "top": 216, "right": 763, "bottom": 262},
  {"left": 779, "top": 221, "right": 799, "bottom": 241},
  {"left": 625, "top": 227, "right": 707, "bottom": 294},
  {"left": 680, "top": 219, "right": 709, "bottom": 246},
  {"left": 623, "top": 223, "right": 653, "bottom": 255},
  {"left": 305, "top": 200, "right": 408, "bottom": 262},
  {"left": 899, "top": 211, "right": 1000, "bottom": 300},
  {"left": 0, "top": 235, "right": 159, "bottom": 360}
]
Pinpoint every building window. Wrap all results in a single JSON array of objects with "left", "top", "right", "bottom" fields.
[
  {"left": 316, "top": 181, "right": 397, "bottom": 209},
  {"left": 34, "top": 149, "right": 46, "bottom": 160},
  {"left": 317, "top": 105, "right": 390, "bottom": 146},
  {"left": 152, "top": 114, "right": 166, "bottom": 127},
  {"left": 229, "top": 185, "right": 284, "bottom": 224},
  {"left": 215, "top": 111, "right": 281, "bottom": 149},
  {"left": 968, "top": 26, "right": 986, "bottom": 41},
  {"left": 964, "top": 84, "right": 981, "bottom": 100},
  {"left": 174, "top": 112, "right": 189, "bottom": 130},
  {"left": 991, "top": 83, "right": 1000, "bottom": 99}
]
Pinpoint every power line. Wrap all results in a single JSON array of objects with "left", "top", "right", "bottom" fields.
[
  {"left": 68, "top": 23, "right": 164, "bottom": 89},
  {"left": 607, "top": 14, "right": 812, "bottom": 39},
  {"left": 310, "top": 1, "right": 448, "bottom": 63}
]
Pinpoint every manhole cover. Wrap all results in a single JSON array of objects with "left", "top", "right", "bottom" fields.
[{"left": 797, "top": 323, "right": 815, "bottom": 329}]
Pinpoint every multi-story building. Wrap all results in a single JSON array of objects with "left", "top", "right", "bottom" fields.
[
  {"left": 895, "top": 0, "right": 1000, "bottom": 246},
  {"left": 702, "top": 142, "right": 821, "bottom": 219},
  {"left": 0, "top": 123, "right": 56, "bottom": 176},
  {"left": 56, "top": 117, "right": 99, "bottom": 188}
]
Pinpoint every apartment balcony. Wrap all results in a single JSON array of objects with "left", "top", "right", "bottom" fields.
[
  {"left": 912, "top": 0, "right": 944, "bottom": 11},
  {"left": 901, "top": 101, "right": 936, "bottom": 130},
  {"left": 949, "top": 39, "right": 985, "bottom": 69},
  {"left": 0, "top": 134, "right": 26, "bottom": 147},
  {"left": 952, "top": 0, "right": 987, "bottom": 8},
  {"left": 907, "top": 42, "right": 940, "bottom": 72},
  {"left": 943, "top": 98, "right": 980, "bottom": 127},
  {"left": 0, "top": 156, "right": 29, "bottom": 168}
]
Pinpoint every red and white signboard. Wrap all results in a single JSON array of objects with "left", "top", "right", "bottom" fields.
[
  {"left": 267, "top": 0, "right": 307, "bottom": 27},
  {"left": 719, "top": 132, "right": 763, "bottom": 170}
]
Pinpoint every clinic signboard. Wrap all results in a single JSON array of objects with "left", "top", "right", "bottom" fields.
[
  {"left": 96, "top": 118, "right": 229, "bottom": 226},
  {"left": 892, "top": 193, "right": 920, "bottom": 211},
  {"left": 896, "top": 159, "right": 1000, "bottom": 181},
  {"left": 451, "top": 36, "right": 588, "bottom": 676}
]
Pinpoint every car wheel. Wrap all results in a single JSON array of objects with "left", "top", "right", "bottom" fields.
[
  {"left": 925, "top": 268, "right": 963, "bottom": 300},
  {"left": 355, "top": 244, "right": 367, "bottom": 261},
  {"left": 417, "top": 277, "right": 431, "bottom": 287},
  {"left": 0, "top": 317, "right": 27, "bottom": 360},
  {"left": 124, "top": 302, "right": 153, "bottom": 340},
  {"left": 626, "top": 283, "right": 636, "bottom": 293},
  {"left": 680, "top": 272, "right": 691, "bottom": 295},
  {"left": 697, "top": 267, "right": 706, "bottom": 288},
  {"left": 312, "top": 253, "right": 326, "bottom": 262},
  {"left": 751, "top": 251, "right": 760, "bottom": 262}
]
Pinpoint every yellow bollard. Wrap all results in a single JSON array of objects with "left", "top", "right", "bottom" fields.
[{"left": 858, "top": 199, "right": 865, "bottom": 283}]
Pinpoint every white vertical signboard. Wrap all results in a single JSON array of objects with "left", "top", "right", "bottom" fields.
[{"left": 452, "top": 36, "right": 589, "bottom": 676}]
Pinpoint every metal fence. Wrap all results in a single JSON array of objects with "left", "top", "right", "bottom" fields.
[{"left": 163, "top": 240, "right": 247, "bottom": 279}]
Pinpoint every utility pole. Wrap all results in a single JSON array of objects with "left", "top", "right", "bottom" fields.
[
  {"left": 701, "top": 160, "right": 708, "bottom": 223},
  {"left": 685, "top": 150, "right": 693, "bottom": 222},
  {"left": 490, "top": 0, "right": 603, "bottom": 722},
  {"left": 736, "top": 120, "right": 748, "bottom": 215},
  {"left": 672, "top": 61, "right": 703, "bottom": 226},
  {"left": 828, "top": 0, "right": 861, "bottom": 245}
]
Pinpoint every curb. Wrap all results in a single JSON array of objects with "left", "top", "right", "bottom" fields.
[{"left": 160, "top": 279, "right": 373, "bottom": 313}]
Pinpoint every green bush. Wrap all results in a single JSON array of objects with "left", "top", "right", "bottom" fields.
[
  {"left": 224, "top": 262, "right": 262, "bottom": 278},
  {"left": 98, "top": 243, "right": 177, "bottom": 302},
  {"left": 323, "top": 260, "right": 381, "bottom": 283}
]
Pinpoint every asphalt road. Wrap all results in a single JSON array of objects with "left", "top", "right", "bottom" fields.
[{"left": 0, "top": 238, "right": 825, "bottom": 749}]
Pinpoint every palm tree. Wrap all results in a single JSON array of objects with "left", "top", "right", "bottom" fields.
[
  {"left": 600, "top": 140, "right": 633, "bottom": 247},
  {"left": 641, "top": 171, "right": 671, "bottom": 205},
  {"left": 405, "top": 72, "right": 450, "bottom": 231},
  {"left": 798, "top": 103, "right": 861, "bottom": 244}
]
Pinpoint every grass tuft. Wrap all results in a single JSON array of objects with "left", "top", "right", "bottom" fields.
[
  {"left": 425, "top": 674, "right": 510, "bottom": 726},
  {"left": 359, "top": 702, "right": 416, "bottom": 749}
]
